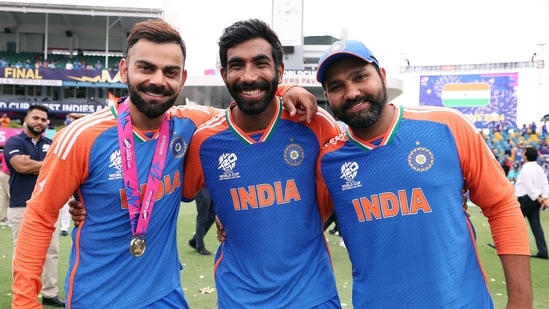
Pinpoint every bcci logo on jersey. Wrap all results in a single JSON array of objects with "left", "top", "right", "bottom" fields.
[
  {"left": 407, "top": 146, "right": 434, "bottom": 172},
  {"left": 108, "top": 149, "right": 123, "bottom": 180},
  {"left": 340, "top": 161, "right": 362, "bottom": 190},
  {"left": 170, "top": 136, "right": 187, "bottom": 159},
  {"left": 218, "top": 152, "right": 240, "bottom": 180},
  {"left": 283, "top": 143, "right": 304, "bottom": 167}
]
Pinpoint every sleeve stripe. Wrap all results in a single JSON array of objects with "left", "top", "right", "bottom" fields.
[{"left": 53, "top": 109, "right": 113, "bottom": 160}]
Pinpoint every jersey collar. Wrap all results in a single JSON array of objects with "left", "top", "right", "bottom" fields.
[
  {"left": 225, "top": 97, "right": 283, "bottom": 145},
  {"left": 346, "top": 104, "right": 402, "bottom": 151}
]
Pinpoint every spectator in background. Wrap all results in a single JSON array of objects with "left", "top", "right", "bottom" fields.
[
  {"left": 504, "top": 139, "right": 514, "bottom": 156},
  {"left": 542, "top": 123, "right": 547, "bottom": 136},
  {"left": 521, "top": 124, "right": 528, "bottom": 137},
  {"left": 543, "top": 160, "right": 549, "bottom": 181},
  {"left": 530, "top": 121, "right": 537, "bottom": 135},
  {"left": 508, "top": 163, "right": 521, "bottom": 186},
  {"left": 73, "top": 60, "right": 82, "bottom": 70},
  {"left": 515, "top": 146, "right": 549, "bottom": 259},
  {"left": 0, "top": 151, "right": 9, "bottom": 226},
  {"left": 0, "top": 58, "right": 8, "bottom": 68},
  {"left": 14, "top": 60, "right": 23, "bottom": 68},
  {"left": 540, "top": 142, "right": 549, "bottom": 157},
  {"left": 65, "top": 60, "right": 73, "bottom": 70},
  {"left": 501, "top": 155, "right": 512, "bottom": 176},
  {"left": 188, "top": 188, "right": 216, "bottom": 256},
  {"left": 1, "top": 113, "right": 11, "bottom": 128},
  {"left": 95, "top": 60, "right": 103, "bottom": 70},
  {"left": 515, "top": 142, "right": 525, "bottom": 162},
  {"left": 24, "top": 60, "right": 32, "bottom": 69}
]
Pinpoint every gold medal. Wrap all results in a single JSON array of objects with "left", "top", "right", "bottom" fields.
[{"left": 130, "top": 235, "right": 146, "bottom": 257}]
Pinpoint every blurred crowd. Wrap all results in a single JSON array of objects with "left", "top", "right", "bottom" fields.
[{"left": 484, "top": 121, "right": 549, "bottom": 180}]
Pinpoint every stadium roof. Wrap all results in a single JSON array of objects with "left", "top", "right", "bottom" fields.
[{"left": 0, "top": 2, "right": 163, "bottom": 37}]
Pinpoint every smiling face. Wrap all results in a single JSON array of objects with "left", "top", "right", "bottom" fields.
[
  {"left": 323, "top": 57, "right": 388, "bottom": 129},
  {"left": 220, "top": 37, "right": 282, "bottom": 115},
  {"left": 25, "top": 108, "right": 48, "bottom": 137},
  {"left": 120, "top": 39, "right": 187, "bottom": 119}
]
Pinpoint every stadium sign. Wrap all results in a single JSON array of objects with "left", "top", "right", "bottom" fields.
[
  {"left": 282, "top": 70, "right": 321, "bottom": 86},
  {"left": 0, "top": 100, "right": 108, "bottom": 114},
  {"left": 0, "top": 67, "right": 125, "bottom": 86}
]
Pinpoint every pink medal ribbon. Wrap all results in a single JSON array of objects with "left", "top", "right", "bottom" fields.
[{"left": 116, "top": 99, "right": 170, "bottom": 256}]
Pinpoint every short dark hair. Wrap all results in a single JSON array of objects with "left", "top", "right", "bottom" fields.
[
  {"left": 218, "top": 19, "right": 283, "bottom": 70},
  {"left": 525, "top": 147, "right": 538, "bottom": 161},
  {"left": 125, "top": 19, "right": 186, "bottom": 62},
  {"left": 28, "top": 104, "right": 48, "bottom": 115}
]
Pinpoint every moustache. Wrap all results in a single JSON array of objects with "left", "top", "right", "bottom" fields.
[
  {"left": 233, "top": 81, "right": 269, "bottom": 92},
  {"left": 343, "top": 95, "right": 374, "bottom": 109},
  {"left": 138, "top": 84, "right": 173, "bottom": 96}
]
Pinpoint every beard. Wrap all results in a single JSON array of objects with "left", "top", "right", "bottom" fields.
[
  {"left": 227, "top": 73, "right": 279, "bottom": 115},
  {"left": 27, "top": 124, "right": 45, "bottom": 136},
  {"left": 331, "top": 80, "right": 388, "bottom": 129},
  {"left": 127, "top": 78, "right": 177, "bottom": 119}
]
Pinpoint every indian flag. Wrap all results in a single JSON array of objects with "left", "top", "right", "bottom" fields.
[{"left": 441, "top": 82, "right": 490, "bottom": 107}]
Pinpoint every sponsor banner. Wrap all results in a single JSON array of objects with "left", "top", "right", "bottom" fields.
[
  {"left": 0, "top": 67, "right": 124, "bottom": 86},
  {"left": 419, "top": 73, "right": 518, "bottom": 129}
]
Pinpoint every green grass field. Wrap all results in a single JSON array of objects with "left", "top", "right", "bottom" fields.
[{"left": 1, "top": 203, "right": 548, "bottom": 308}]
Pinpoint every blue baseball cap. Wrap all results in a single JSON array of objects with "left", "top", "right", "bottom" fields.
[{"left": 316, "top": 40, "right": 379, "bottom": 84}]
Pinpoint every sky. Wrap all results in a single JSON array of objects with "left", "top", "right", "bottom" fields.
[
  {"left": 7, "top": 0, "right": 549, "bottom": 76},
  {"left": 171, "top": 0, "right": 549, "bottom": 75}
]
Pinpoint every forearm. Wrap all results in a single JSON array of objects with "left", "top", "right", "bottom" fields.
[
  {"left": 11, "top": 158, "right": 43, "bottom": 175},
  {"left": 499, "top": 254, "right": 533, "bottom": 309}
]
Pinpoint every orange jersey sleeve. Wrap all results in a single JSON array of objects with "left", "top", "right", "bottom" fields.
[
  {"left": 12, "top": 109, "right": 111, "bottom": 308},
  {"left": 404, "top": 107, "right": 529, "bottom": 255},
  {"left": 182, "top": 113, "right": 227, "bottom": 201},
  {"left": 275, "top": 83, "right": 297, "bottom": 97}
]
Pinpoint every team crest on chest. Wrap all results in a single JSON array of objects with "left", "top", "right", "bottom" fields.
[
  {"left": 283, "top": 142, "right": 304, "bottom": 167},
  {"left": 170, "top": 135, "right": 187, "bottom": 159},
  {"left": 407, "top": 143, "right": 434, "bottom": 172}
]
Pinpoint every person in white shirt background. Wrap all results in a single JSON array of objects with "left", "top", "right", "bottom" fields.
[{"left": 515, "top": 146, "right": 549, "bottom": 259}]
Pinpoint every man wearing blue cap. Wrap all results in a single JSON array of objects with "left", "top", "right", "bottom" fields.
[{"left": 315, "top": 40, "right": 533, "bottom": 308}]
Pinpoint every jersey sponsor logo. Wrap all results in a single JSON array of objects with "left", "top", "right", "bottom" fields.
[
  {"left": 170, "top": 135, "right": 187, "bottom": 159},
  {"left": 108, "top": 149, "right": 123, "bottom": 181},
  {"left": 119, "top": 170, "right": 182, "bottom": 209},
  {"left": 42, "top": 143, "right": 50, "bottom": 152},
  {"left": 352, "top": 188, "right": 432, "bottom": 221},
  {"left": 407, "top": 146, "right": 434, "bottom": 172},
  {"left": 283, "top": 142, "right": 304, "bottom": 167},
  {"left": 218, "top": 152, "right": 240, "bottom": 180},
  {"left": 229, "top": 179, "right": 301, "bottom": 210},
  {"left": 340, "top": 161, "right": 362, "bottom": 190}
]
